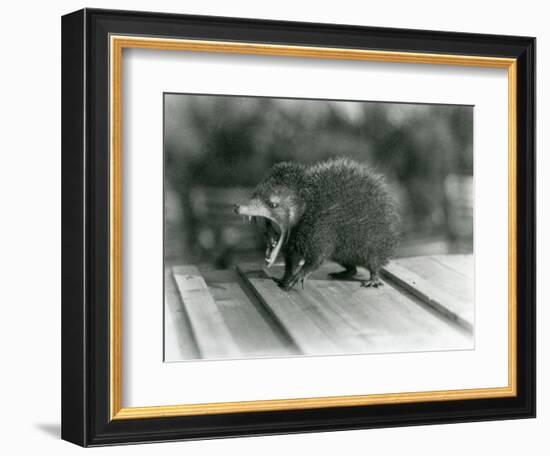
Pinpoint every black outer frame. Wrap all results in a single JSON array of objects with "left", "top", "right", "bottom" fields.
[{"left": 61, "top": 8, "right": 536, "bottom": 447}]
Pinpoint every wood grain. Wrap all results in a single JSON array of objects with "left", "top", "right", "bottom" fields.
[
  {"left": 202, "top": 269, "right": 298, "bottom": 358},
  {"left": 382, "top": 257, "right": 474, "bottom": 332},
  {"left": 168, "top": 266, "right": 298, "bottom": 360},
  {"left": 167, "top": 256, "right": 474, "bottom": 360},
  {"left": 172, "top": 266, "right": 242, "bottom": 359},
  {"left": 237, "top": 262, "right": 472, "bottom": 355},
  {"left": 237, "top": 264, "right": 343, "bottom": 354},
  {"left": 164, "top": 267, "right": 200, "bottom": 361}
]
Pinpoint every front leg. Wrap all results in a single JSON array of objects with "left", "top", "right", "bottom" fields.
[
  {"left": 280, "top": 257, "right": 324, "bottom": 291},
  {"left": 280, "top": 226, "right": 333, "bottom": 291},
  {"left": 275, "top": 250, "right": 302, "bottom": 287}
]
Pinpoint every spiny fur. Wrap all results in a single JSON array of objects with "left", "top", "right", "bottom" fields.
[{"left": 256, "top": 158, "right": 400, "bottom": 286}]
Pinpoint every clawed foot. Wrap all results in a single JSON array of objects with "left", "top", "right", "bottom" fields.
[
  {"left": 276, "top": 275, "right": 305, "bottom": 291},
  {"left": 279, "top": 283, "right": 293, "bottom": 291},
  {"left": 360, "top": 277, "right": 383, "bottom": 288}
]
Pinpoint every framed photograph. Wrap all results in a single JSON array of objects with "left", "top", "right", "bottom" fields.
[{"left": 61, "top": 8, "right": 536, "bottom": 447}]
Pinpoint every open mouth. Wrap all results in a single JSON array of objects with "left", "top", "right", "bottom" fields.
[
  {"left": 264, "top": 219, "right": 283, "bottom": 267},
  {"left": 240, "top": 215, "right": 285, "bottom": 267}
]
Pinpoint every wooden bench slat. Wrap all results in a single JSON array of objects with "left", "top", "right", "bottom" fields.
[
  {"left": 167, "top": 255, "right": 474, "bottom": 361},
  {"left": 237, "top": 262, "right": 472, "bottom": 355},
  {"left": 382, "top": 259, "right": 474, "bottom": 332},
  {"left": 429, "top": 254, "right": 474, "bottom": 279},
  {"left": 164, "top": 267, "right": 200, "bottom": 361},
  {"left": 237, "top": 264, "right": 345, "bottom": 354},
  {"left": 172, "top": 266, "right": 242, "bottom": 359},
  {"left": 328, "top": 281, "right": 471, "bottom": 352},
  {"left": 203, "top": 271, "right": 299, "bottom": 358}
]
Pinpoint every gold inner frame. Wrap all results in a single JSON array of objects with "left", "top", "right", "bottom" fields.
[{"left": 109, "top": 35, "right": 518, "bottom": 420}]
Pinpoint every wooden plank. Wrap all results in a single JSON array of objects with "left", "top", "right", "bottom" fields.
[
  {"left": 164, "top": 267, "right": 200, "bottom": 361},
  {"left": 324, "top": 280, "right": 471, "bottom": 352},
  {"left": 202, "top": 269, "right": 299, "bottom": 358},
  {"left": 395, "top": 255, "right": 473, "bottom": 282},
  {"left": 295, "top": 284, "right": 370, "bottom": 352},
  {"left": 430, "top": 254, "right": 473, "bottom": 279},
  {"left": 172, "top": 266, "right": 242, "bottom": 359},
  {"left": 382, "top": 258, "right": 474, "bottom": 332},
  {"left": 237, "top": 263, "right": 472, "bottom": 356},
  {"left": 172, "top": 265, "right": 204, "bottom": 275},
  {"left": 396, "top": 255, "right": 474, "bottom": 304},
  {"left": 237, "top": 264, "right": 344, "bottom": 354}
]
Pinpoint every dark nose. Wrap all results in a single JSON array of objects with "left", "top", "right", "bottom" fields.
[{"left": 234, "top": 204, "right": 240, "bottom": 214}]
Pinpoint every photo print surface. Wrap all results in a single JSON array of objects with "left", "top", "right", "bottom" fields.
[{"left": 163, "top": 93, "right": 474, "bottom": 362}]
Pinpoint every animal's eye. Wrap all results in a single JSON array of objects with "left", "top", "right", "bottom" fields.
[{"left": 269, "top": 202, "right": 279, "bottom": 209}]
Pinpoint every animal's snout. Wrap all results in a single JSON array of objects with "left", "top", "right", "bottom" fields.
[{"left": 234, "top": 204, "right": 241, "bottom": 214}]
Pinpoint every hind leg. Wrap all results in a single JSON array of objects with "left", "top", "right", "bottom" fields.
[
  {"left": 329, "top": 264, "right": 357, "bottom": 280},
  {"left": 361, "top": 271, "right": 383, "bottom": 288},
  {"left": 361, "top": 263, "right": 384, "bottom": 288}
]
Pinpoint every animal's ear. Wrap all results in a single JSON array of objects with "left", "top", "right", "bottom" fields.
[{"left": 270, "top": 161, "right": 306, "bottom": 186}]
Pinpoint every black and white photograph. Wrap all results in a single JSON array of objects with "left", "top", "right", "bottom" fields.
[{"left": 163, "top": 93, "right": 475, "bottom": 362}]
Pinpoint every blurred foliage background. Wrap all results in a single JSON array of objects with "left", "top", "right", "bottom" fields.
[{"left": 164, "top": 94, "right": 473, "bottom": 269}]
